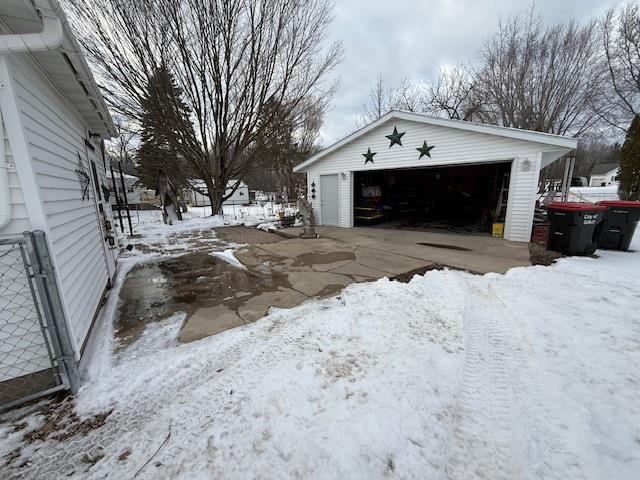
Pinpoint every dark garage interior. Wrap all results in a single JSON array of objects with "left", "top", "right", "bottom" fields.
[{"left": 354, "top": 161, "right": 512, "bottom": 234}]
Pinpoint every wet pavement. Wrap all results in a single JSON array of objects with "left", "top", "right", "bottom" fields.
[
  {"left": 115, "top": 225, "right": 530, "bottom": 345},
  {"left": 116, "top": 252, "right": 292, "bottom": 345},
  {"left": 115, "top": 225, "right": 431, "bottom": 345}
]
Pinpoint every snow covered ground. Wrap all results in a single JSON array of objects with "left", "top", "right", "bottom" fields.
[
  {"left": 569, "top": 186, "right": 619, "bottom": 203},
  {"left": 1, "top": 229, "right": 639, "bottom": 479},
  {"left": 124, "top": 202, "right": 293, "bottom": 238},
  {"left": 116, "top": 203, "right": 296, "bottom": 254}
]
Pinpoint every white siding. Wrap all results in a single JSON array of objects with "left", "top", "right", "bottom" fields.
[
  {"left": 186, "top": 182, "right": 250, "bottom": 207},
  {"left": 0, "top": 120, "right": 31, "bottom": 238},
  {"left": 338, "top": 172, "right": 352, "bottom": 228},
  {"left": 307, "top": 172, "right": 320, "bottom": 225},
  {"left": 504, "top": 156, "right": 541, "bottom": 242},
  {"left": 305, "top": 118, "right": 568, "bottom": 241},
  {"left": 10, "top": 56, "right": 109, "bottom": 354}
]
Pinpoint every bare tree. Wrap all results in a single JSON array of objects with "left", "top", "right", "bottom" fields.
[
  {"left": 106, "top": 115, "right": 138, "bottom": 175},
  {"left": 244, "top": 98, "right": 325, "bottom": 198},
  {"left": 68, "top": 0, "right": 342, "bottom": 214},
  {"left": 474, "top": 10, "right": 603, "bottom": 136},
  {"left": 390, "top": 77, "right": 423, "bottom": 112},
  {"left": 354, "top": 74, "right": 392, "bottom": 128},
  {"left": 595, "top": 3, "right": 640, "bottom": 134},
  {"left": 424, "top": 63, "right": 479, "bottom": 120},
  {"left": 354, "top": 75, "right": 424, "bottom": 128}
]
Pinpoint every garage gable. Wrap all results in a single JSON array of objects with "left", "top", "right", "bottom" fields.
[{"left": 295, "top": 111, "right": 576, "bottom": 174}]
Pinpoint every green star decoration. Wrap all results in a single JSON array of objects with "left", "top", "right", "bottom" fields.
[
  {"left": 385, "top": 126, "right": 405, "bottom": 148},
  {"left": 362, "top": 148, "right": 376, "bottom": 164},
  {"left": 416, "top": 141, "right": 435, "bottom": 159}
]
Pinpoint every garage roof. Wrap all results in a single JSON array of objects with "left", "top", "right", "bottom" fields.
[
  {"left": 294, "top": 111, "right": 578, "bottom": 172},
  {"left": 0, "top": 0, "right": 116, "bottom": 138},
  {"left": 590, "top": 162, "right": 619, "bottom": 175}
]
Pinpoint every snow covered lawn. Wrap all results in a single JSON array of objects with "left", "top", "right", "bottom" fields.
[
  {"left": 570, "top": 186, "right": 619, "bottom": 203},
  {"left": 124, "top": 202, "right": 292, "bottom": 242},
  {"left": 1, "top": 235, "right": 639, "bottom": 479}
]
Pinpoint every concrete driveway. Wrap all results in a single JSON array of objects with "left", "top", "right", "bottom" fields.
[
  {"left": 283, "top": 226, "right": 532, "bottom": 274},
  {"left": 176, "top": 226, "right": 531, "bottom": 342}
]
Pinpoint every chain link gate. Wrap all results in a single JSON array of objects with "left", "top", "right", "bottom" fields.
[{"left": 0, "top": 232, "right": 78, "bottom": 410}]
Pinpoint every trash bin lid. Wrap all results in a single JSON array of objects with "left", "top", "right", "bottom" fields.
[
  {"left": 596, "top": 200, "right": 640, "bottom": 208},
  {"left": 547, "top": 202, "right": 607, "bottom": 212}
]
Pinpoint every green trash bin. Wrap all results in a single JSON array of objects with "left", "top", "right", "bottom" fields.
[
  {"left": 546, "top": 202, "right": 607, "bottom": 255},
  {"left": 595, "top": 200, "right": 640, "bottom": 251}
]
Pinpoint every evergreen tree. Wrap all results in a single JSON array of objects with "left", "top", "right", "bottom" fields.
[
  {"left": 619, "top": 115, "right": 640, "bottom": 200},
  {"left": 136, "top": 66, "right": 196, "bottom": 190}
]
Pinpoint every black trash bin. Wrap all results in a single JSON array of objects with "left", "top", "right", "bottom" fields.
[
  {"left": 595, "top": 200, "right": 640, "bottom": 251},
  {"left": 546, "top": 202, "right": 607, "bottom": 255}
]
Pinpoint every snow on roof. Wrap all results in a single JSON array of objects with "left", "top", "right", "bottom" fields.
[
  {"left": 106, "top": 172, "right": 139, "bottom": 180},
  {"left": 187, "top": 180, "right": 247, "bottom": 189},
  {"left": 590, "top": 162, "right": 619, "bottom": 176},
  {"left": 294, "top": 110, "right": 578, "bottom": 172}
]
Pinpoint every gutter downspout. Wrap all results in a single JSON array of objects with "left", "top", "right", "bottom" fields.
[
  {"left": 0, "top": 1, "right": 66, "bottom": 229},
  {"left": 0, "top": 6, "right": 64, "bottom": 53},
  {"left": 0, "top": 111, "right": 10, "bottom": 229}
]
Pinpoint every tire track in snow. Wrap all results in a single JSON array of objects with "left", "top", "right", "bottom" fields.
[{"left": 445, "top": 281, "right": 525, "bottom": 480}]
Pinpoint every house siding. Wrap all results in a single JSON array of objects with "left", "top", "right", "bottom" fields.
[
  {"left": 10, "top": 56, "right": 109, "bottom": 355},
  {"left": 1, "top": 120, "right": 32, "bottom": 238},
  {"left": 305, "top": 118, "right": 568, "bottom": 242}
]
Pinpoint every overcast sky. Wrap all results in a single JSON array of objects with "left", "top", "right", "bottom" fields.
[{"left": 318, "top": 0, "right": 612, "bottom": 145}]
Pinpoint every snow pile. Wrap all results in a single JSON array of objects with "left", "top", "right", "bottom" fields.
[
  {"left": 120, "top": 204, "right": 288, "bottom": 254},
  {"left": 1, "top": 238, "right": 639, "bottom": 479},
  {"left": 186, "top": 202, "right": 293, "bottom": 225},
  {"left": 210, "top": 249, "right": 247, "bottom": 270},
  {"left": 570, "top": 186, "right": 619, "bottom": 203}
]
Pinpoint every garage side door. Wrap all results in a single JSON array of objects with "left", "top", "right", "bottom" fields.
[{"left": 320, "top": 174, "right": 339, "bottom": 226}]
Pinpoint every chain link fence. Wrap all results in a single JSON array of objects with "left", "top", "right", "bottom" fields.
[{"left": 0, "top": 233, "right": 74, "bottom": 410}]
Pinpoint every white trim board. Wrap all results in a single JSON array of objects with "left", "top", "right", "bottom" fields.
[{"left": 294, "top": 111, "right": 577, "bottom": 172}]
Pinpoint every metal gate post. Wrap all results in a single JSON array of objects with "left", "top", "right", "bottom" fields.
[{"left": 24, "top": 231, "right": 81, "bottom": 394}]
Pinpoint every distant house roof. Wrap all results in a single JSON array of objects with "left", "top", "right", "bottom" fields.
[
  {"left": 590, "top": 162, "right": 619, "bottom": 176},
  {"left": 0, "top": 0, "right": 116, "bottom": 138}
]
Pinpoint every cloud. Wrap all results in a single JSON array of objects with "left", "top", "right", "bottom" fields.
[{"left": 318, "top": 0, "right": 610, "bottom": 145}]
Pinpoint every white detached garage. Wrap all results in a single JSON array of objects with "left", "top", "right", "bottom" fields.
[{"left": 294, "top": 111, "right": 577, "bottom": 242}]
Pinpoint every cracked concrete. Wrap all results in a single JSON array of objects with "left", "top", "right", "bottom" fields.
[{"left": 118, "top": 225, "right": 530, "bottom": 344}]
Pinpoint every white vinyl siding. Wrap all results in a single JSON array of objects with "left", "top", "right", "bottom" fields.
[
  {"left": 338, "top": 172, "right": 352, "bottom": 228},
  {"left": 305, "top": 118, "right": 569, "bottom": 242},
  {"left": 503, "top": 156, "right": 541, "bottom": 242},
  {"left": 1, "top": 122, "right": 32, "bottom": 238},
  {"left": 10, "top": 56, "right": 108, "bottom": 354},
  {"left": 307, "top": 172, "right": 321, "bottom": 225}
]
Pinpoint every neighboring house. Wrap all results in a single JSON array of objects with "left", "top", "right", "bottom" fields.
[
  {"left": 106, "top": 170, "right": 142, "bottom": 206},
  {"left": 184, "top": 180, "right": 250, "bottom": 207},
  {"left": 294, "top": 111, "right": 577, "bottom": 242},
  {"left": 0, "top": 0, "right": 116, "bottom": 406},
  {"left": 589, "top": 162, "right": 620, "bottom": 187}
]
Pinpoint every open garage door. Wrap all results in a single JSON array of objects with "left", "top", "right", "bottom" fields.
[{"left": 354, "top": 161, "right": 512, "bottom": 235}]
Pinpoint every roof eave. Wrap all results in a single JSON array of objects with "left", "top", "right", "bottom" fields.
[
  {"left": 54, "top": 1, "right": 116, "bottom": 138},
  {"left": 294, "top": 110, "right": 578, "bottom": 172}
]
